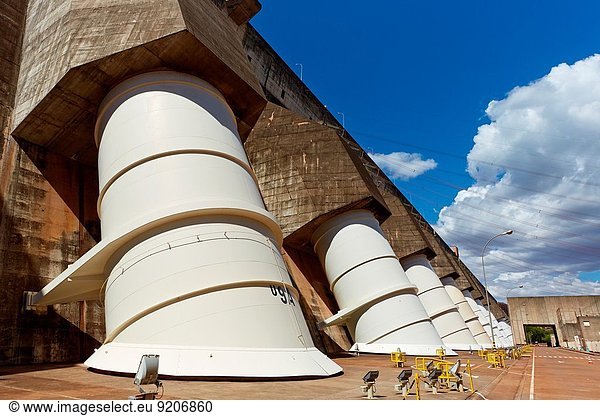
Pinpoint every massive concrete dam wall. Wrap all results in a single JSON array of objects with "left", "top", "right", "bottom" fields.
[{"left": 0, "top": 0, "right": 507, "bottom": 368}]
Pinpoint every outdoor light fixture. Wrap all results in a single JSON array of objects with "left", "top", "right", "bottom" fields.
[
  {"left": 481, "top": 230, "right": 513, "bottom": 347},
  {"left": 360, "top": 370, "right": 379, "bottom": 399},
  {"left": 395, "top": 369, "right": 413, "bottom": 397},
  {"left": 397, "top": 369, "right": 412, "bottom": 382},
  {"left": 362, "top": 370, "right": 379, "bottom": 384},
  {"left": 295, "top": 63, "right": 303, "bottom": 80},
  {"left": 506, "top": 285, "right": 524, "bottom": 299},
  {"left": 130, "top": 354, "right": 162, "bottom": 400}
]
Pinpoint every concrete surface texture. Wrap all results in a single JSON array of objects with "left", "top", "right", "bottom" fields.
[
  {"left": 1, "top": 347, "right": 599, "bottom": 400},
  {"left": 312, "top": 210, "right": 445, "bottom": 355},
  {"left": 0, "top": 0, "right": 509, "bottom": 370},
  {"left": 508, "top": 296, "right": 600, "bottom": 350}
]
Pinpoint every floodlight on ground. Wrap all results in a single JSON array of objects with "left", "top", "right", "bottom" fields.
[
  {"left": 398, "top": 369, "right": 412, "bottom": 382},
  {"left": 428, "top": 368, "right": 443, "bottom": 381},
  {"left": 360, "top": 370, "right": 379, "bottom": 399},
  {"left": 395, "top": 369, "right": 414, "bottom": 397},
  {"left": 362, "top": 370, "right": 379, "bottom": 384},
  {"left": 449, "top": 359, "right": 461, "bottom": 377},
  {"left": 423, "top": 368, "right": 444, "bottom": 394},
  {"left": 130, "top": 354, "right": 163, "bottom": 400}
]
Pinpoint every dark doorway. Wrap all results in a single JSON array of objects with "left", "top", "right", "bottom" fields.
[{"left": 524, "top": 324, "right": 560, "bottom": 347}]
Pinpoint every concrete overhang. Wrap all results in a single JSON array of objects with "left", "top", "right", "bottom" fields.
[
  {"left": 226, "top": 0, "right": 262, "bottom": 25},
  {"left": 12, "top": 0, "right": 266, "bottom": 167}
]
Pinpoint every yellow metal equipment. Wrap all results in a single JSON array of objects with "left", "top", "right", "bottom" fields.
[
  {"left": 466, "top": 360, "right": 474, "bottom": 392},
  {"left": 414, "top": 356, "right": 442, "bottom": 372},
  {"left": 413, "top": 356, "right": 474, "bottom": 395},
  {"left": 436, "top": 348, "right": 446, "bottom": 360},
  {"left": 437, "top": 360, "right": 462, "bottom": 392},
  {"left": 486, "top": 350, "right": 505, "bottom": 368},
  {"left": 415, "top": 373, "right": 421, "bottom": 400},
  {"left": 508, "top": 344, "right": 532, "bottom": 359},
  {"left": 520, "top": 344, "right": 533, "bottom": 357},
  {"left": 394, "top": 369, "right": 416, "bottom": 399},
  {"left": 391, "top": 350, "right": 406, "bottom": 367}
]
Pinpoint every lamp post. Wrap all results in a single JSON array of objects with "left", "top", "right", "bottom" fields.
[
  {"left": 295, "top": 63, "right": 303, "bottom": 81},
  {"left": 506, "top": 285, "right": 524, "bottom": 299},
  {"left": 481, "top": 229, "right": 513, "bottom": 347},
  {"left": 337, "top": 112, "right": 345, "bottom": 129}
]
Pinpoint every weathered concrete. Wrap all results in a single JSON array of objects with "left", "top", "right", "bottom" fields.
[
  {"left": 245, "top": 103, "right": 389, "bottom": 246},
  {"left": 12, "top": 0, "right": 266, "bottom": 166},
  {"left": 5, "top": 347, "right": 598, "bottom": 400},
  {"left": 508, "top": 296, "right": 600, "bottom": 349},
  {"left": 0, "top": 0, "right": 104, "bottom": 366},
  {"left": 0, "top": 351, "right": 531, "bottom": 400},
  {"left": 1, "top": 0, "right": 271, "bottom": 367},
  {"left": 242, "top": 26, "right": 507, "bottom": 320},
  {"left": 476, "top": 346, "right": 600, "bottom": 400},
  {"left": 1, "top": 1, "right": 508, "bottom": 368},
  {"left": 282, "top": 246, "right": 353, "bottom": 354}
]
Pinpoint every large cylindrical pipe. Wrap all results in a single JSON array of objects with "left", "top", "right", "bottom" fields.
[
  {"left": 441, "top": 277, "right": 492, "bottom": 349},
  {"left": 312, "top": 210, "right": 446, "bottom": 355},
  {"left": 497, "top": 321, "right": 513, "bottom": 347},
  {"left": 85, "top": 71, "right": 341, "bottom": 378},
  {"left": 401, "top": 255, "right": 479, "bottom": 351},
  {"left": 475, "top": 298, "right": 501, "bottom": 347},
  {"left": 490, "top": 313, "right": 507, "bottom": 347},
  {"left": 462, "top": 290, "right": 494, "bottom": 343}
]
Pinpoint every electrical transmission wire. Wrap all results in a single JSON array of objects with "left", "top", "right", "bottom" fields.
[
  {"left": 381, "top": 157, "right": 600, "bottom": 241},
  {"left": 369, "top": 144, "right": 600, "bottom": 206}
]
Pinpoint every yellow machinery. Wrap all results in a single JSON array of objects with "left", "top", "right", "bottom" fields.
[
  {"left": 508, "top": 344, "right": 532, "bottom": 359},
  {"left": 520, "top": 344, "right": 533, "bottom": 357},
  {"left": 412, "top": 357, "right": 474, "bottom": 395},
  {"left": 478, "top": 345, "right": 533, "bottom": 370},
  {"left": 436, "top": 348, "right": 446, "bottom": 360},
  {"left": 485, "top": 350, "right": 505, "bottom": 368},
  {"left": 478, "top": 347, "right": 509, "bottom": 368},
  {"left": 391, "top": 350, "right": 406, "bottom": 367},
  {"left": 437, "top": 360, "right": 464, "bottom": 392},
  {"left": 414, "top": 373, "right": 421, "bottom": 400},
  {"left": 415, "top": 356, "right": 442, "bottom": 372}
]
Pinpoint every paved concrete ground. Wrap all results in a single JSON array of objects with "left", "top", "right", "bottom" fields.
[
  {"left": 1, "top": 347, "right": 598, "bottom": 400},
  {"left": 527, "top": 346, "right": 600, "bottom": 400},
  {"left": 475, "top": 346, "right": 600, "bottom": 400}
]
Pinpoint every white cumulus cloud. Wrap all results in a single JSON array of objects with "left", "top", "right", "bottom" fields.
[
  {"left": 435, "top": 54, "right": 600, "bottom": 301},
  {"left": 369, "top": 151, "right": 437, "bottom": 180}
]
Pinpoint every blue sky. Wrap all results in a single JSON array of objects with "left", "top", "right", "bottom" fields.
[{"left": 252, "top": 1, "right": 600, "bottom": 299}]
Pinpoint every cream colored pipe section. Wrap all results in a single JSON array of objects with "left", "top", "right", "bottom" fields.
[
  {"left": 490, "top": 313, "right": 507, "bottom": 347},
  {"left": 441, "top": 277, "right": 492, "bottom": 349},
  {"left": 497, "top": 321, "right": 513, "bottom": 347},
  {"left": 401, "top": 255, "right": 479, "bottom": 351},
  {"left": 85, "top": 71, "right": 341, "bottom": 378},
  {"left": 462, "top": 290, "right": 494, "bottom": 342},
  {"left": 474, "top": 298, "right": 501, "bottom": 346},
  {"left": 312, "top": 210, "right": 447, "bottom": 355}
]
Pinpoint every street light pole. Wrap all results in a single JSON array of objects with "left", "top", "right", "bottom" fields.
[
  {"left": 295, "top": 63, "right": 303, "bottom": 81},
  {"left": 337, "top": 112, "right": 345, "bottom": 129},
  {"left": 481, "top": 229, "right": 513, "bottom": 348},
  {"left": 506, "top": 285, "right": 524, "bottom": 299}
]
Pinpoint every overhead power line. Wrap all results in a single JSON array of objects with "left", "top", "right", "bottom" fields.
[{"left": 355, "top": 129, "right": 600, "bottom": 188}]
